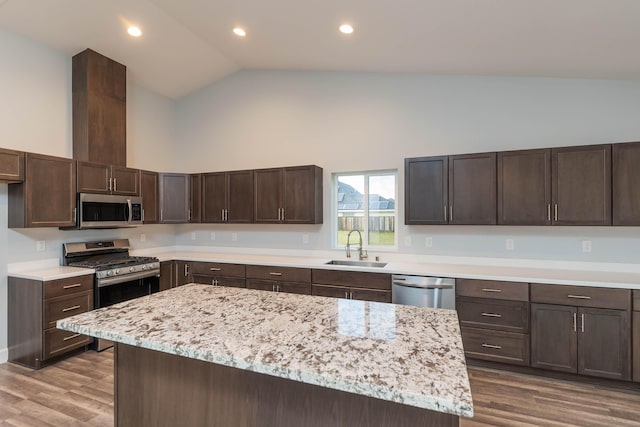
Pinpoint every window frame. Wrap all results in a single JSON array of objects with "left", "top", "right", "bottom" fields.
[{"left": 332, "top": 169, "right": 398, "bottom": 251}]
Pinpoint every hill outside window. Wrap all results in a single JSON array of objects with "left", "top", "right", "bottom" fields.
[{"left": 334, "top": 171, "right": 397, "bottom": 250}]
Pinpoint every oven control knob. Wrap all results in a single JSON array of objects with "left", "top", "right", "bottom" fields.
[
  {"left": 107, "top": 271, "right": 113, "bottom": 276},
  {"left": 115, "top": 269, "right": 120, "bottom": 274},
  {"left": 130, "top": 267, "right": 135, "bottom": 272},
  {"left": 142, "top": 265, "right": 147, "bottom": 270}
]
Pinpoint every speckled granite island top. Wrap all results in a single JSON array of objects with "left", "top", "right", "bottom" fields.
[{"left": 58, "top": 284, "right": 473, "bottom": 417}]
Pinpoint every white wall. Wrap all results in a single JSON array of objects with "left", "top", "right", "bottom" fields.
[
  {"left": 0, "top": 28, "right": 177, "bottom": 354},
  {"left": 174, "top": 70, "right": 640, "bottom": 262}
]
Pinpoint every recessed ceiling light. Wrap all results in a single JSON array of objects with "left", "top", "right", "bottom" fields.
[
  {"left": 233, "top": 27, "right": 247, "bottom": 37},
  {"left": 339, "top": 24, "right": 354, "bottom": 34},
  {"left": 127, "top": 26, "right": 142, "bottom": 37}
]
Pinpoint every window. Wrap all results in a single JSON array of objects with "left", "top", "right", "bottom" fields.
[{"left": 334, "top": 171, "right": 397, "bottom": 249}]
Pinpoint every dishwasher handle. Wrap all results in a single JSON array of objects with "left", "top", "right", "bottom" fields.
[{"left": 392, "top": 280, "right": 453, "bottom": 289}]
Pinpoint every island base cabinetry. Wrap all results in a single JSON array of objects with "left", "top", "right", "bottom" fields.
[{"left": 114, "top": 343, "right": 459, "bottom": 427}]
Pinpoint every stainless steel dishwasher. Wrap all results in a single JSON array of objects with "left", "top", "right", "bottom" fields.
[{"left": 392, "top": 275, "right": 456, "bottom": 309}]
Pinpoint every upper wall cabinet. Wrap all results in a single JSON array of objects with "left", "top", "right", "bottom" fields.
[
  {"left": 202, "top": 170, "right": 253, "bottom": 223},
  {"left": 612, "top": 142, "right": 640, "bottom": 225},
  {"left": 497, "top": 149, "right": 551, "bottom": 225},
  {"left": 159, "top": 173, "right": 189, "bottom": 223},
  {"left": 552, "top": 145, "right": 611, "bottom": 226},
  {"left": 0, "top": 148, "right": 25, "bottom": 183},
  {"left": 255, "top": 166, "right": 323, "bottom": 224},
  {"left": 77, "top": 161, "right": 139, "bottom": 196},
  {"left": 405, "top": 153, "right": 496, "bottom": 225},
  {"left": 189, "top": 174, "right": 202, "bottom": 223},
  {"left": 73, "top": 49, "right": 126, "bottom": 167},
  {"left": 140, "top": 170, "right": 159, "bottom": 224},
  {"left": 9, "top": 153, "right": 76, "bottom": 228}
]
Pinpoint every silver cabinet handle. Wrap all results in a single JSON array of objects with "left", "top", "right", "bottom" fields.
[
  {"left": 281, "top": 208, "right": 285, "bottom": 221},
  {"left": 63, "top": 333, "right": 81, "bottom": 341},
  {"left": 184, "top": 264, "right": 189, "bottom": 276},
  {"left": 188, "top": 209, "right": 191, "bottom": 221},
  {"left": 481, "top": 312, "right": 502, "bottom": 318},
  {"left": 210, "top": 267, "right": 221, "bottom": 271},
  {"left": 142, "top": 209, "right": 145, "bottom": 222},
  {"left": 272, "top": 284, "right": 276, "bottom": 292},
  {"left": 344, "top": 291, "right": 349, "bottom": 299},
  {"left": 350, "top": 291, "right": 353, "bottom": 299},
  {"left": 113, "top": 178, "right": 117, "bottom": 192},
  {"left": 481, "top": 343, "right": 502, "bottom": 350},
  {"left": 269, "top": 272, "right": 283, "bottom": 276},
  {"left": 581, "top": 313, "right": 585, "bottom": 333},
  {"left": 481, "top": 288, "right": 502, "bottom": 293},
  {"left": 63, "top": 283, "right": 82, "bottom": 289},
  {"left": 224, "top": 209, "right": 227, "bottom": 222},
  {"left": 573, "top": 312, "right": 577, "bottom": 332},
  {"left": 547, "top": 204, "right": 551, "bottom": 221},
  {"left": 449, "top": 205, "right": 453, "bottom": 221},
  {"left": 277, "top": 285, "right": 281, "bottom": 292},
  {"left": 444, "top": 205, "right": 447, "bottom": 221},
  {"left": 554, "top": 204, "right": 558, "bottom": 221},
  {"left": 62, "top": 305, "right": 81, "bottom": 312},
  {"left": 222, "top": 209, "right": 225, "bottom": 221},
  {"left": 160, "top": 209, "right": 163, "bottom": 222},
  {"left": 108, "top": 177, "right": 112, "bottom": 192},
  {"left": 211, "top": 279, "right": 215, "bottom": 286},
  {"left": 72, "top": 207, "right": 77, "bottom": 223},
  {"left": 567, "top": 295, "right": 591, "bottom": 300}
]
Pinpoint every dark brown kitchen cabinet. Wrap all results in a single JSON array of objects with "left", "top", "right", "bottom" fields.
[
  {"left": 77, "top": 161, "right": 139, "bottom": 196},
  {"left": 174, "top": 260, "right": 191, "bottom": 286},
  {"left": 311, "top": 283, "right": 391, "bottom": 302},
  {"left": 0, "top": 147, "right": 24, "bottom": 183},
  {"left": 9, "top": 153, "right": 77, "bottom": 228},
  {"left": 73, "top": 49, "right": 126, "bottom": 167},
  {"left": 246, "top": 265, "right": 311, "bottom": 295},
  {"left": 497, "top": 149, "right": 551, "bottom": 225},
  {"left": 159, "top": 261, "right": 174, "bottom": 291},
  {"left": 404, "top": 154, "right": 496, "bottom": 225},
  {"left": 254, "top": 165, "right": 323, "bottom": 224},
  {"left": 202, "top": 170, "right": 254, "bottom": 223},
  {"left": 612, "top": 142, "right": 640, "bottom": 225},
  {"left": 311, "top": 269, "right": 391, "bottom": 302},
  {"left": 552, "top": 145, "right": 611, "bottom": 225},
  {"left": 9, "top": 274, "right": 94, "bottom": 369},
  {"left": 159, "top": 173, "right": 189, "bottom": 223},
  {"left": 633, "top": 291, "right": 639, "bottom": 382},
  {"left": 190, "top": 262, "right": 246, "bottom": 288},
  {"left": 404, "top": 156, "right": 448, "bottom": 224},
  {"left": 530, "top": 283, "right": 631, "bottom": 381},
  {"left": 140, "top": 170, "right": 159, "bottom": 224},
  {"left": 189, "top": 174, "right": 202, "bottom": 223}
]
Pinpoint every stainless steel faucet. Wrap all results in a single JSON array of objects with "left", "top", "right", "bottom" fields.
[{"left": 345, "top": 230, "right": 368, "bottom": 260}]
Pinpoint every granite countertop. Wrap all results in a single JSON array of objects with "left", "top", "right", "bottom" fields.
[
  {"left": 58, "top": 284, "right": 473, "bottom": 418},
  {"left": 7, "top": 266, "right": 95, "bottom": 281}
]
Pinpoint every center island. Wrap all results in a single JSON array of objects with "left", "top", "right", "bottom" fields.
[{"left": 57, "top": 284, "right": 473, "bottom": 426}]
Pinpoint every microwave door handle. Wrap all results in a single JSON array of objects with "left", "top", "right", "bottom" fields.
[{"left": 126, "top": 199, "right": 132, "bottom": 223}]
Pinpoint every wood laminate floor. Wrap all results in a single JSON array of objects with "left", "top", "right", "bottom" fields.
[{"left": 1, "top": 350, "right": 639, "bottom": 426}]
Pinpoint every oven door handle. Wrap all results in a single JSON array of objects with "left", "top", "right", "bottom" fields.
[{"left": 97, "top": 270, "right": 160, "bottom": 287}]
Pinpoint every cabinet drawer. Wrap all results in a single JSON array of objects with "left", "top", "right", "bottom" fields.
[
  {"left": 44, "top": 275, "right": 93, "bottom": 299},
  {"left": 43, "top": 328, "right": 92, "bottom": 360},
  {"left": 457, "top": 297, "right": 529, "bottom": 333},
  {"left": 456, "top": 279, "right": 528, "bottom": 301},
  {"left": 192, "top": 274, "right": 246, "bottom": 288},
  {"left": 531, "top": 283, "right": 631, "bottom": 310},
  {"left": 461, "top": 327, "right": 530, "bottom": 366},
  {"left": 190, "top": 262, "right": 245, "bottom": 278},
  {"left": 43, "top": 291, "right": 93, "bottom": 329},
  {"left": 246, "top": 279, "right": 277, "bottom": 292},
  {"left": 351, "top": 288, "right": 392, "bottom": 303},
  {"left": 279, "top": 282, "right": 312, "bottom": 295},
  {"left": 312, "top": 269, "right": 391, "bottom": 291},
  {"left": 246, "top": 265, "right": 311, "bottom": 283},
  {"left": 312, "top": 284, "right": 348, "bottom": 299},
  {"left": 633, "top": 290, "right": 640, "bottom": 311}
]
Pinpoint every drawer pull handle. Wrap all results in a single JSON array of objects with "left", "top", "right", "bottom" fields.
[
  {"left": 481, "top": 343, "right": 502, "bottom": 350},
  {"left": 481, "top": 312, "right": 502, "bottom": 318},
  {"left": 269, "top": 272, "right": 283, "bottom": 276},
  {"left": 481, "top": 288, "right": 502, "bottom": 293},
  {"left": 567, "top": 295, "right": 591, "bottom": 300},
  {"left": 209, "top": 268, "right": 222, "bottom": 271},
  {"left": 63, "top": 333, "right": 81, "bottom": 341},
  {"left": 62, "top": 305, "right": 82, "bottom": 313},
  {"left": 63, "top": 283, "right": 82, "bottom": 289}
]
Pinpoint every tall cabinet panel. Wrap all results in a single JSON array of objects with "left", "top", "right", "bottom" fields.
[
  {"left": 140, "top": 170, "right": 159, "bottom": 224},
  {"left": 612, "top": 142, "right": 640, "bottom": 225},
  {"left": 189, "top": 174, "right": 202, "bottom": 223},
  {"left": 255, "top": 168, "right": 284, "bottom": 223},
  {"left": 282, "top": 166, "right": 322, "bottom": 224},
  {"left": 449, "top": 153, "right": 497, "bottom": 225},
  {"left": 404, "top": 156, "right": 448, "bottom": 225},
  {"left": 159, "top": 173, "right": 189, "bottom": 223},
  {"left": 552, "top": 145, "right": 611, "bottom": 225},
  {"left": 497, "top": 149, "right": 551, "bottom": 225}
]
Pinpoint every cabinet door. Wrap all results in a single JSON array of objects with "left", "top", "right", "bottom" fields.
[
  {"left": 77, "top": 161, "right": 110, "bottom": 193},
  {"left": 140, "top": 171, "right": 158, "bottom": 224},
  {"left": 552, "top": 145, "right": 611, "bottom": 225},
  {"left": 0, "top": 148, "right": 24, "bottom": 182},
  {"left": 174, "top": 261, "right": 191, "bottom": 286},
  {"left": 497, "top": 149, "right": 551, "bottom": 225},
  {"left": 531, "top": 303, "right": 577, "bottom": 373},
  {"left": 282, "top": 166, "right": 322, "bottom": 224},
  {"left": 612, "top": 142, "right": 640, "bottom": 225},
  {"left": 159, "top": 173, "right": 189, "bottom": 223},
  {"left": 312, "top": 284, "right": 350, "bottom": 299},
  {"left": 404, "top": 156, "right": 448, "bottom": 224},
  {"left": 189, "top": 174, "right": 202, "bottom": 223},
  {"left": 216, "top": 277, "right": 246, "bottom": 289},
  {"left": 228, "top": 170, "right": 254, "bottom": 223},
  {"left": 449, "top": 153, "right": 497, "bottom": 224},
  {"left": 578, "top": 307, "right": 630, "bottom": 380},
  {"left": 15, "top": 154, "right": 77, "bottom": 227},
  {"left": 634, "top": 312, "right": 640, "bottom": 382},
  {"left": 159, "top": 261, "right": 173, "bottom": 291},
  {"left": 350, "top": 288, "right": 392, "bottom": 303},
  {"left": 278, "top": 281, "right": 312, "bottom": 295},
  {"left": 202, "top": 172, "right": 226, "bottom": 223},
  {"left": 246, "top": 279, "right": 277, "bottom": 292},
  {"left": 111, "top": 166, "right": 139, "bottom": 196},
  {"left": 254, "top": 168, "right": 282, "bottom": 223}
]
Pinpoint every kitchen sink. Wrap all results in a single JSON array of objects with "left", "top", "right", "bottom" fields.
[{"left": 324, "top": 260, "right": 388, "bottom": 268}]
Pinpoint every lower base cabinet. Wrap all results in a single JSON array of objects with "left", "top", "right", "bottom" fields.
[
  {"left": 311, "top": 284, "right": 391, "bottom": 303},
  {"left": 460, "top": 327, "right": 530, "bottom": 366},
  {"left": 634, "top": 312, "right": 640, "bottom": 382}
]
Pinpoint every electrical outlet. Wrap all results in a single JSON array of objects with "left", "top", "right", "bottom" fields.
[
  {"left": 210, "top": 232, "right": 216, "bottom": 241},
  {"left": 404, "top": 236, "right": 411, "bottom": 247},
  {"left": 140, "top": 234, "right": 146, "bottom": 242},
  {"left": 190, "top": 232, "right": 196, "bottom": 240},
  {"left": 425, "top": 237, "right": 433, "bottom": 247},
  {"left": 302, "top": 234, "right": 309, "bottom": 244},
  {"left": 505, "top": 239, "right": 514, "bottom": 251},
  {"left": 232, "top": 233, "right": 238, "bottom": 241},
  {"left": 36, "top": 241, "right": 46, "bottom": 252},
  {"left": 582, "top": 240, "right": 592, "bottom": 253}
]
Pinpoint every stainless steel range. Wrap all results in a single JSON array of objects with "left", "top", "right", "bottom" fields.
[{"left": 63, "top": 239, "right": 160, "bottom": 351}]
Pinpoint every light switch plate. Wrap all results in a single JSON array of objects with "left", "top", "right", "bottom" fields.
[
  {"left": 404, "top": 236, "right": 411, "bottom": 247},
  {"left": 190, "top": 232, "right": 196, "bottom": 240},
  {"left": 140, "top": 234, "right": 146, "bottom": 242},
  {"left": 302, "top": 234, "right": 309, "bottom": 244},
  {"left": 425, "top": 237, "right": 433, "bottom": 247},
  {"left": 505, "top": 239, "right": 514, "bottom": 250},
  {"left": 582, "top": 240, "right": 592, "bottom": 253},
  {"left": 210, "top": 232, "right": 216, "bottom": 241},
  {"left": 232, "top": 233, "right": 238, "bottom": 241},
  {"left": 36, "top": 241, "right": 46, "bottom": 252}
]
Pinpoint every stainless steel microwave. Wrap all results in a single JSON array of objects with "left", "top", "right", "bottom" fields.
[{"left": 77, "top": 193, "right": 143, "bottom": 229}]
